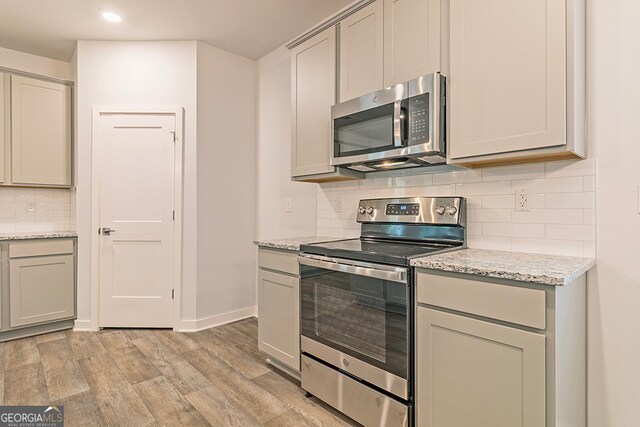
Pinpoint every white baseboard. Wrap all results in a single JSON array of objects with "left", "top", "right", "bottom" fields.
[
  {"left": 73, "top": 320, "right": 98, "bottom": 331},
  {"left": 175, "top": 306, "right": 257, "bottom": 332}
]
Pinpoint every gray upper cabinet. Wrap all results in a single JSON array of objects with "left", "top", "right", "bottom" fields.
[
  {"left": 383, "top": 0, "right": 442, "bottom": 88},
  {"left": 291, "top": 27, "right": 337, "bottom": 178},
  {"left": 448, "top": 0, "right": 585, "bottom": 166},
  {"left": 0, "top": 73, "right": 5, "bottom": 184},
  {"left": 10, "top": 75, "right": 71, "bottom": 187},
  {"left": 290, "top": 27, "right": 361, "bottom": 182},
  {"left": 338, "top": 0, "right": 384, "bottom": 102}
]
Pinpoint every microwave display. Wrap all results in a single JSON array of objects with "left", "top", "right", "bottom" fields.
[{"left": 408, "top": 93, "right": 429, "bottom": 145}]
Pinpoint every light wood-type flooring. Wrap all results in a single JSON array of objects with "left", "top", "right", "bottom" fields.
[{"left": 0, "top": 318, "right": 359, "bottom": 426}]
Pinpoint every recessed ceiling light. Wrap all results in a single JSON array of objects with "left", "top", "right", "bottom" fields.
[{"left": 102, "top": 11, "right": 122, "bottom": 23}]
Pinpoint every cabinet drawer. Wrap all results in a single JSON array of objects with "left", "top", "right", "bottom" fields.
[
  {"left": 9, "top": 239, "right": 73, "bottom": 258},
  {"left": 417, "top": 271, "right": 546, "bottom": 329},
  {"left": 258, "top": 248, "right": 299, "bottom": 276}
]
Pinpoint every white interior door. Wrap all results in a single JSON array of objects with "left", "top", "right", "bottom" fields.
[{"left": 99, "top": 113, "right": 176, "bottom": 328}]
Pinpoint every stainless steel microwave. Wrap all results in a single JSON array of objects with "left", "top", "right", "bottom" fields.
[{"left": 331, "top": 73, "right": 446, "bottom": 172}]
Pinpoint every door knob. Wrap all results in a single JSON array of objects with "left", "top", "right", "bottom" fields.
[{"left": 100, "top": 227, "right": 116, "bottom": 235}]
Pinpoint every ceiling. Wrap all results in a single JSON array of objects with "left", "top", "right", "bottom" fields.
[{"left": 0, "top": 0, "right": 354, "bottom": 62}]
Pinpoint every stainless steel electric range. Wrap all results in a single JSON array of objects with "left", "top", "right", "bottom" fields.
[{"left": 299, "top": 197, "right": 466, "bottom": 427}]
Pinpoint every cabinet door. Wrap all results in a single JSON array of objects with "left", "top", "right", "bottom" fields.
[
  {"left": 383, "top": 0, "right": 441, "bottom": 87},
  {"left": 9, "top": 254, "right": 75, "bottom": 328},
  {"left": 0, "top": 73, "right": 5, "bottom": 184},
  {"left": 11, "top": 75, "right": 71, "bottom": 186},
  {"left": 448, "top": 0, "right": 565, "bottom": 159},
  {"left": 339, "top": 0, "right": 384, "bottom": 102},
  {"left": 291, "top": 26, "right": 336, "bottom": 178},
  {"left": 258, "top": 269, "right": 300, "bottom": 371},
  {"left": 417, "top": 307, "right": 545, "bottom": 427}
]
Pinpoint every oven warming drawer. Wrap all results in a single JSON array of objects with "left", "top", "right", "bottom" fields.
[{"left": 301, "top": 355, "right": 409, "bottom": 427}]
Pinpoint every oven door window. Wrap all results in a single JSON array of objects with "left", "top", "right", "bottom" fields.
[
  {"left": 301, "top": 268, "right": 408, "bottom": 379},
  {"left": 334, "top": 103, "right": 396, "bottom": 158}
]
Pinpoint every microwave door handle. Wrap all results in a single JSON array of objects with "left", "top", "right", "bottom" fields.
[
  {"left": 299, "top": 255, "right": 407, "bottom": 283},
  {"left": 393, "top": 100, "right": 403, "bottom": 147}
]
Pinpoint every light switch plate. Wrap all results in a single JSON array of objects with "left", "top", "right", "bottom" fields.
[{"left": 285, "top": 197, "right": 292, "bottom": 213}]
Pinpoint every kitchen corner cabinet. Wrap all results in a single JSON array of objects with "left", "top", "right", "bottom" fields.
[
  {"left": 383, "top": 0, "right": 442, "bottom": 88},
  {"left": 10, "top": 75, "right": 71, "bottom": 187},
  {"left": 448, "top": 0, "right": 586, "bottom": 166},
  {"left": 416, "top": 270, "right": 586, "bottom": 427},
  {"left": 338, "top": 0, "right": 384, "bottom": 102},
  {"left": 290, "top": 27, "right": 362, "bottom": 183},
  {"left": 257, "top": 247, "right": 301, "bottom": 374}
]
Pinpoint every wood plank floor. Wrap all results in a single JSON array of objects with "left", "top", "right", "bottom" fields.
[{"left": 0, "top": 318, "right": 360, "bottom": 427}]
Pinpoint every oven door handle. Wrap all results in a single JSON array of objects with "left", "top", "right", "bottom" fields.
[{"left": 299, "top": 255, "right": 407, "bottom": 283}]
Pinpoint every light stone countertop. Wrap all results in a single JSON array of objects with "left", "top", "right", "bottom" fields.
[
  {"left": 254, "top": 236, "right": 340, "bottom": 251},
  {"left": 411, "top": 248, "right": 596, "bottom": 286},
  {"left": 0, "top": 231, "right": 78, "bottom": 241}
]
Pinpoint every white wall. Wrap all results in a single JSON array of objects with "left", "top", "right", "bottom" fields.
[
  {"left": 75, "top": 41, "right": 199, "bottom": 327},
  {"left": 588, "top": 0, "right": 640, "bottom": 424},
  {"left": 256, "top": 47, "right": 317, "bottom": 240},
  {"left": 318, "top": 160, "right": 596, "bottom": 257},
  {"left": 195, "top": 42, "right": 257, "bottom": 322}
]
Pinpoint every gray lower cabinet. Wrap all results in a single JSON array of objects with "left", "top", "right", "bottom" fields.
[
  {"left": 257, "top": 248, "right": 300, "bottom": 373},
  {"left": 0, "top": 238, "right": 76, "bottom": 339},
  {"left": 416, "top": 270, "right": 586, "bottom": 427}
]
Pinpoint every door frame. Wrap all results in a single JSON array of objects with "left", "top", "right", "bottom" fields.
[{"left": 90, "top": 106, "right": 184, "bottom": 330}]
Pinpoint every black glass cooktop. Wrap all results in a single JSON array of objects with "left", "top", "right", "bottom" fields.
[{"left": 300, "top": 238, "right": 460, "bottom": 266}]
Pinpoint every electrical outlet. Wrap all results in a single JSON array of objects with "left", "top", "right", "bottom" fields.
[
  {"left": 335, "top": 196, "right": 343, "bottom": 213},
  {"left": 26, "top": 199, "right": 36, "bottom": 213},
  {"left": 285, "top": 198, "right": 292, "bottom": 213},
  {"left": 515, "top": 189, "right": 530, "bottom": 212}
]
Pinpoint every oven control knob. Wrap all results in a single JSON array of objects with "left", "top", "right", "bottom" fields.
[
  {"left": 358, "top": 207, "right": 366, "bottom": 215},
  {"left": 342, "top": 358, "right": 350, "bottom": 367},
  {"left": 447, "top": 205, "right": 458, "bottom": 215},
  {"left": 436, "top": 206, "right": 445, "bottom": 215},
  {"left": 366, "top": 206, "right": 374, "bottom": 215}
]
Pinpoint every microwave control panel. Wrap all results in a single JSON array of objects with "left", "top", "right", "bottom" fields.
[{"left": 408, "top": 94, "right": 429, "bottom": 144}]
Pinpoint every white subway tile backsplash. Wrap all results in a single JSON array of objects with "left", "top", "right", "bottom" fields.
[
  {"left": 456, "top": 181, "right": 512, "bottom": 196},
  {"left": 0, "top": 187, "right": 73, "bottom": 233},
  {"left": 468, "top": 235, "right": 512, "bottom": 251},
  {"left": 482, "top": 163, "right": 545, "bottom": 182},
  {"left": 393, "top": 174, "right": 433, "bottom": 188},
  {"left": 584, "top": 242, "right": 596, "bottom": 258},
  {"left": 545, "top": 158, "right": 595, "bottom": 178},
  {"left": 483, "top": 223, "right": 545, "bottom": 239},
  {"left": 511, "top": 238, "right": 585, "bottom": 257},
  {"left": 512, "top": 176, "right": 583, "bottom": 194},
  {"left": 317, "top": 159, "right": 596, "bottom": 256},
  {"left": 512, "top": 209, "right": 584, "bottom": 224},
  {"left": 481, "top": 195, "right": 515, "bottom": 209},
  {"left": 584, "top": 209, "right": 596, "bottom": 225},
  {"left": 584, "top": 175, "right": 595, "bottom": 192},
  {"left": 546, "top": 192, "right": 595, "bottom": 208},
  {"left": 468, "top": 208, "right": 512, "bottom": 223},
  {"left": 546, "top": 224, "right": 596, "bottom": 241},
  {"left": 432, "top": 169, "right": 482, "bottom": 185}
]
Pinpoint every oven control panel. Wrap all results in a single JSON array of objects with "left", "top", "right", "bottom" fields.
[
  {"left": 357, "top": 197, "right": 465, "bottom": 225},
  {"left": 385, "top": 203, "right": 420, "bottom": 216}
]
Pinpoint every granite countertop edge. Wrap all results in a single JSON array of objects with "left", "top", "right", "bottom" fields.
[
  {"left": 411, "top": 248, "right": 596, "bottom": 286},
  {"left": 0, "top": 231, "right": 78, "bottom": 241},
  {"left": 254, "top": 236, "right": 340, "bottom": 251}
]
